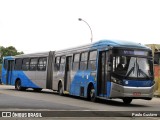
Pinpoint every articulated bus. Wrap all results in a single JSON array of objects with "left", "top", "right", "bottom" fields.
[{"left": 1, "top": 40, "right": 155, "bottom": 104}]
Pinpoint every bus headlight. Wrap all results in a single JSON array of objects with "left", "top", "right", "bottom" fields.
[{"left": 111, "top": 77, "right": 123, "bottom": 85}]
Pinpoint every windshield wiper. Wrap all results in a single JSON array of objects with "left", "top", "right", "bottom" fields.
[
  {"left": 137, "top": 63, "right": 151, "bottom": 79},
  {"left": 138, "top": 68, "right": 151, "bottom": 79},
  {"left": 124, "top": 63, "right": 135, "bottom": 79}
]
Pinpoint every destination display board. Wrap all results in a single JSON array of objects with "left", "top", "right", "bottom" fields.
[{"left": 113, "top": 49, "right": 152, "bottom": 56}]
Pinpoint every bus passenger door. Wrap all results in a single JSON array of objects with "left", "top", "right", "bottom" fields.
[
  {"left": 6, "top": 60, "right": 14, "bottom": 85},
  {"left": 64, "top": 56, "right": 72, "bottom": 92},
  {"left": 97, "top": 51, "right": 110, "bottom": 96}
]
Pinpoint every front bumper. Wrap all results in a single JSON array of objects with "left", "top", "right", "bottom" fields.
[{"left": 110, "top": 82, "right": 154, "bottom": 99}]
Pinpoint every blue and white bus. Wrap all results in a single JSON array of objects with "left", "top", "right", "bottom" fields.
[{"left": 1, "top": 40, "right": 155, "bottom": 104}]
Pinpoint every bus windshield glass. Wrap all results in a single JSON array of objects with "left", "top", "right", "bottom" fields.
[{"left": 112, "top": 56, "right": 153, "bottom": 80}]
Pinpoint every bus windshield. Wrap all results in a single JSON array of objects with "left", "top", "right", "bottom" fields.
[{"left": 112, "top": 56, "right": 153, "bottom": 80}]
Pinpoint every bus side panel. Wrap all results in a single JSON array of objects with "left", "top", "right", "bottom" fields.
[
  {"left": 21, "top": 57, "right": 49, "bottom": 89},
  {"left": 24, "top": 71, "right": 47, "bottom": 88},
  {"left": 70, "top": 71, "right": 81, "bottom": 96},
  {"left": 1, "top": 66, "right": 7, "bottom": 84},
  {"left": 84, "top": 71, "right": 97, "bottom": 98},
  {"left": 70, "top": 70, "right": 96, "bottom": 97},
  {"left": 13, "top": 71, "right": 41, "bottom": 88},
  {"left": 52, "top": 73, "right": 59, "bottom": 91},
  {"left": 35, "top": 71, "right": 47, "bottom": 88}
]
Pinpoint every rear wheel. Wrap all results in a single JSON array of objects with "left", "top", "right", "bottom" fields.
[
  {"left": 88, "top": 85, "right": 96, "bottom": 102},
  {"left": 123, "top": 98, "right": 132, "bottom": 104},
  {"left": 15, "top": 80, "right": 25, "bottom": 91},
  {"left": 58, "top": 82, "right": 63, "bottom": 96}
]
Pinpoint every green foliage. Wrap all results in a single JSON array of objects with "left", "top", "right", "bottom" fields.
[{"left": 0, "top": 46, "right": 24, "bottom": 64}]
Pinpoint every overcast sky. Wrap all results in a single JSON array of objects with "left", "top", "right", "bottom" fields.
[{"left": 0, "top": 0, "right": 160, "bottom": 53}]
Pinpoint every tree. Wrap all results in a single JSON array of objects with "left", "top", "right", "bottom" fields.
[{"left": 0, "top": 46, "right": 24, "bottom": 63}]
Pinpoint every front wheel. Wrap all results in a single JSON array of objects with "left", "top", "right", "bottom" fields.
[{"left": 123, "top": 98, "right": 132, "bottom": 104}]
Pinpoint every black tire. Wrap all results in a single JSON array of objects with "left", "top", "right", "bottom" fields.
[
  {"left": 123, "top": 98, "right": 132, "bottom": 104},
  {"left": 89, "top": 86, "right": 96, "bottom": 102},
  {"left": 58, "top": 82, "right": 63, "bottom": 96},
  {"left": 15, "top": 80, "right": 25, "bottom": 91}
]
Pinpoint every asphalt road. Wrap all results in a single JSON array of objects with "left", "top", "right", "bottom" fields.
[{"left": 0, "top": 85, "right": 160, "bottom": 120}]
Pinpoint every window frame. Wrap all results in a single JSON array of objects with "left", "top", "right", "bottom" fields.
[
  {"left": 80, "top": 51, "right": 88, "bottom": 70},
  {"left": 60, "top": 56, "right": 65, "bottom": 64},
  {"left": 14, "top": 58, "right": 22, "bottom": 70},
  {"left": 22, "top": 58, "right": 30, "bottom": 71},
  {"left": 37, "top": 57, "right": 47, "bottom": 71},
  {"left": 29, "top": 58, "right": 38, "bottom": 71},
  {"left": 72, "top": 53, "right": 80, "bottom": 71},
  {"left": 59, "top": 56, "right": 66, "bottom": 71},
  {"left": 54, "top": 56, "right": 60, "bottom": 71},
  {"left": 88, "top": 50, "right": 97, "bottom": 71},
  {"left": 3, "top": 59, "right": 8, "bottom": 70}
]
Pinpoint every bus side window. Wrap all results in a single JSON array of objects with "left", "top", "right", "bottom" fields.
[
  {"left": 30, "top": 58, "right": 38, "bottom": 71},
  {"left": 15, "top": 58, "right": 22, "bottom": 70},
  {"left": 22, "top": 58, "right": 30, "bottom": 71},
  {"left": 80, "top": 52, "right": 88, "bottom": 70},
  {"left": 72, "top": 53, "right": 80, "bottom": 71},
  {"left": 54, "top": 57, "right": 60, "bottom": 71},
  {"left": 4, "top": 59, "right": 8, "bottom": 69},
  {"left": 88, "top": 51, "right": 97, "bottom": 71},
  {"left": 60, "top": 56, "right": 65, "bottom": 71},
  {"left": 37, "top": 57, "right": 47, "bottom": 71}
]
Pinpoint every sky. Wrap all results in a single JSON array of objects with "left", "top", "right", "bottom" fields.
[{"left": 0, "top": 0, "right": 160, "bottom": 53}]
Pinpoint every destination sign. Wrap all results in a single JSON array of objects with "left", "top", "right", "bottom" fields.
[
  {"left": 113, "top": 49, "right": 151, "bottom": 56},
  {"left": 123, "top": 50, "right": 148, "bottom": 55}
]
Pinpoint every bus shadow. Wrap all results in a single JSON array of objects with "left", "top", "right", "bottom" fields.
[
  {"left": 73, "top": 97, "right": 147, "bottom": 107},
  {"left": 96, "top": 99, "right": 147, "bottom": 107},
  {"left": 7, "top": 88, "right": 149, "bottom": 107},
  {"left": 7, "top": 88, "right": 54, "bottom": 94}
]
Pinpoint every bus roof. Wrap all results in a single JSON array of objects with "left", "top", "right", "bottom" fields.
[
  {"left": 3, "top": 40, "right": 151, "bottom": 58},
  {"left": 3, "top": 51, "right": 51, "bottom": 59},
  {"left": 14, "top": 51, "right": 50, "bottom": 58},
  {"left": 93, "top": 40, "right": 149, "bottom": 48},
  {"left": 55, "top": 39, "right": 151, "bottom": 55},
  {"left": 3, "top": 56, "right": 14, "bottom": 60}
]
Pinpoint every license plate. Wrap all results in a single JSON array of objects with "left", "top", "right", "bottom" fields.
[{"left": 133, "top": 92, "right": 141, "bottom": 96}]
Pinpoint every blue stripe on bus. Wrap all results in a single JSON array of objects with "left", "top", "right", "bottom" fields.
[
  {"left": 6, "top": 70, "right": 41, "bottom": 88},
  {"left": 123, "top": 79, "right": 153, "bottom": 87},
  {"left": 107, "top": 81, "right": 111, "bottom": 97},
  {"left": 70, "top": 70, "right": 96, "bottom": 97},
  {"left": 17, "top": 71, "right": 41, "bottom": 88}
]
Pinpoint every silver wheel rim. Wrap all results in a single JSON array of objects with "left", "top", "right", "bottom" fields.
[{"left": 90, "top": 89, "right": 95, "bottom": 98}]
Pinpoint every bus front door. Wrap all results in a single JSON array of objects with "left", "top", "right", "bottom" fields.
[
  {"left": 98, "top": 51, "right": 110, "bottom": 97},
  {"left": 6, "top": 60, "right": 14, "bottom": 85},
  {"left": 64, "top": 56, "right": 72, "bottom": 92}
]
